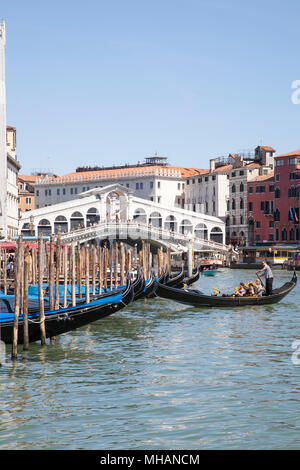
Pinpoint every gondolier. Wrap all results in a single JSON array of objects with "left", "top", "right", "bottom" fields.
[{"left": 256, "top": 261, "right": 273, "bottom": 296}]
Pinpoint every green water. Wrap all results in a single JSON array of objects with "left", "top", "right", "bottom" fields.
[{"left": 0, "top": 268, "right": 299, "bottom": 450}]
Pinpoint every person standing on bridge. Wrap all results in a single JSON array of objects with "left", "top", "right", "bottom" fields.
[{"left": 256, "top": 261, "right": 273, "bottom": 296}]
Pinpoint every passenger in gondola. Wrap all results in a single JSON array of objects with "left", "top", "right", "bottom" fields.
[
  {"left": 237, "top": 282, "right": 247, "bottom": 296},
  {"left": 255, "top": 278, "right": 264, "bottom": 297},
  {"left": 247, "top": 284, "right": 255, "bottom": 296}
]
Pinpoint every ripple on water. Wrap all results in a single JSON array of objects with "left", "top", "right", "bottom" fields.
[{"left": 0, "top": 268, "right": 300, "bottom": 449}]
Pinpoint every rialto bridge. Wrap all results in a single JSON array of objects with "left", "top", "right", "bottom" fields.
[{"left": 19, "top": 184, "right": 227, "bottom": 253}]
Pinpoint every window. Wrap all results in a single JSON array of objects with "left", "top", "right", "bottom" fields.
[
  {"left": 150, "top": 181, "right": 154, "bottom": 189},
  {"left": 274, "top": 209, "right": 280, "bottom": 221},
  {"left": 240, "top": 198, "right": 244, "bottom": 209},
  {"left": 255, "top": 234, "right": 260, "bottom": 241},
  {"left": 232, "top": 184, "right": 236, "bottom": 193},
  {"left": 256, "top": 221, "right": 261, "bottom": 228},
  {"left": 275, "top": 229, "right": 279, "bottom": 241},
  {"left": 192, "top": 179, "right": 195, "bottom": 184},
  {"left": 239, "top": 170, "right": 244, "bottom": 176},
  {"left": 63, "top": 188, "right": 66, "bottom": 195},
  {"left": 70, "top": 188, "right": 73, "bottom": 195},
  {"left": 36, "top": 190, "right": 39, "bottom": 197},
  {"left": 74, "top": 188, "right": 78, "bottom": 194},
  {"left": 249, "top": 202, "right": 253, "bottom": 211},
  {"left": 158, "top": 182, "right": 161, "bottom": 189},
  {"left": 212, "top": 175, "right": 216, "bottom": 181},
  {"left": 213, "top": 201, "right": 216, "bottom": 212},
  {"left": 288, "top": 157, "right": 300, "bottom": 165},
  {"left": 248, "top": 186, "right": 253, "bottom": 193},
  {"left": 205, "top": 176, "right": 209, "bottom": 182},
  {"left": 260, "top": 201, "right": 265, "bottom": 211},
  {"left": 256, "top": 185, "right": 265, "bottom": 193},
  {"left": 276, "top": 159, "right": 284, "bottom": 166},
  {"left": 275, "top": 174, "right": 280, "bottom": 182},
  {"left": 45, "top": 190, "right": 48, "bottom": 196},
  {"left": 282, "top": 228, "right": 287, "bottom": 241},
  {"left": 187, "top": 180, "right": 190, "bottom": 185},
  {"left": 57, "top": 188, "right": 60, "bottom": 195},
  {"left": 275, "top": 188, "right": 280, "bottom": 198},
  {"left": 205, "top": 202, "right": 209, "bottom": 212},
  {"left": 126, "top": 183, "right": 129, "bottom": 188},
  {"left": 232, "top": 171, "right": 236, "bottom": 177},
  {"left": 269, "top": 221, "right": 274, "bottom": 227},
  {"left": 240, "top": 216, "right": 243, "bottom": 224},
  {"left": 232, "top": 199, "right": 235, "bottom": 210},
  {"left": 136, "top": 183, "right": 139, "bottom": 190},
  {"left": 49, "top": 190, "right": 51, "bottom": 196},
  {"left": 269, "top": 185, "right": 274, "bottom": 192},
  {"left": 232, "top": 216, "right": 236, "bottom": 225},
  {"left": 25, "top": 197, "right": 32, "bottom": 204},
  {"left": 140, "top": 182, "right": 143, "bottom": 190},
  {"left": 177, "top": 183, "right": 180, "bottom": 190},
  {"left": 269, "top": 234, "right": 274, "bottom": 241},
  {"left": 157, "top": 196, "right": 161, "bottom": 203},
  {"left": 198, "top": 178, "right": 202, "bottom": 183},
  {"left": 240, "top": 183, "right": 244, "bottom": 192}
]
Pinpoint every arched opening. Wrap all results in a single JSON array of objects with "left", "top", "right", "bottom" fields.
[
  {"left": 149, "top": 211, "right": 162, "bottom": 228},
  {"left": 86, "top": 207, "right": 100, "bottom": 227},
  {"left": 133, "top": 208, "right": 147, "bottom": 224},
  {"left": 54, "top": 215, "right": 68, "bottom": 234},
  {"left": 70, "top": 211, "right": 84, "bottom": 231},
  {"left": 210, "top": 226, "right": 223, "bottom": 244},
  {"left": 38, "top": 219, "right": 52, "bottom": 236},
  {"left": 164, "top": 215, "right": 177, "bottom": 232},
  {"left": 106, "top": 190, "right": 128, "bottom": 222},
  {"left": 179, "top": 219, "right": 193, "bottom": 235},
  {"left": 282, "top": 228, "right": 287, "bottom": 241},
  {"left": 21, "top": 222, "right": 31, "bottom": 236},
  {"left": 194, "top": 223, "right": 208, "bottom": 240}
]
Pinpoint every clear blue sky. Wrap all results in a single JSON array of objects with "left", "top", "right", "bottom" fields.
[{"left": 2, "top": 0, "right": 300, "bottom": 175}]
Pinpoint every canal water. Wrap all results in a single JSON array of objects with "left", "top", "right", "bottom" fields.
[{"left": 0, "top": 268, "right": 299, "bottom": 450}]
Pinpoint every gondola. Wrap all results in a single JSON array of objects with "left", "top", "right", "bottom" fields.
[
  {"left": 0, "top": 277, "right": 134, "bottom": 344},
  {"left": 175, "top": 265, "right": 200, "bottom": 288},
  {"left": 203, "top": 269, "right": 217, "bottom": 277},
  {"left": 133, "top": 269, "right": 157, "bottom": 301},
  {"left": 154, "top": 271, "right": 297, "bottom": 307},
  {"left": 165, "top": 266, "right": 185, "bottom": 287}
]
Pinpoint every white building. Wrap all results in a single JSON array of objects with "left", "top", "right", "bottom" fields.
[
  {"left": 0, "top": 23, "right": 20, "bottom": 239},
  {"left": 184, "top": 158, "right": 233, "bottom": 220},
  {"left": 0, "top": 22, "right": 7, "bottom": 239},
  {"left": 34, "top": 156, "right": 207, "bottom": 211}
]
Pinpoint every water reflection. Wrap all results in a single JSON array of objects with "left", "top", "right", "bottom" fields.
[{"left": 0, "top": 268, "right": 299, "bottom": 449}]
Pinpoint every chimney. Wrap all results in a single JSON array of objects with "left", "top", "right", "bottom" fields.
[{"left": 210, "top": 159, "right": 216, "bottom": 172}]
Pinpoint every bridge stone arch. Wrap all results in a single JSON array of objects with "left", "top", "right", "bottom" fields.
[
  {"left": 149, "top": 211, "right": 162, "bottom": 228},
  {"left": 133, "top": 207, "right": 147, "bottom": 224},
  {"left": 86, "top": 207, "right": 100, "bottom": 227},
  {"left": 180, "top": 219, "right": 193, "bottom": 235},
  {"left": 70, "top": 211, "right": 84, "bottom": 230},
  {"left": 195, "top": 223, "right": 208, "bottom": 240},
  {"left": 105, "top": 189, "right": 128, "bottom": 222},
  {"left": 210, "top": 226, "right": 223, "bottom": 244},
  {"left": 38, "top": 218, "right": 52, "bottom": 236},
  {"left": 54, "top": 215, "right": 68, "bottom": 234},
  {"left": 164, "top": 215, "right": 177, "bottom": 232}
]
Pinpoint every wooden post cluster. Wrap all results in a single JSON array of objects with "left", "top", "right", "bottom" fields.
[{"left": 7, "top": 236, "right": 173, "bottom": 358}]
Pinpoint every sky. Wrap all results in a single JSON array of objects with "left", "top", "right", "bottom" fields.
[{"left": 2, "top": 0, "right": 300, "bottom": 175}]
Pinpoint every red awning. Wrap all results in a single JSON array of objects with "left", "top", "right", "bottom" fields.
[{"left": 0, "top": 241, "right": 16, "bottom": 251}]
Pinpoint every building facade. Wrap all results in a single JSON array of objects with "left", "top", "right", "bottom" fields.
[
  {"left": 247, "top": 173, "right": 275, "bottom": 244},
  {"left": 227, "top": 146, "right": 275, "bottom": 246},
  {"left": 6, "top": 126, "right": 21, "bottom": 237},
  {"left": 0, "top": 22, "right": 7, "bottom": 239},
  {"left": 34, "top": 157, "right": 207, "bottom": 210},
  {"left": 274, "top": 150, "right": 300, "bottom": 244}
]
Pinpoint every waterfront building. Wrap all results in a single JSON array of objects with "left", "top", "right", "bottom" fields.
[
  {"left": 0, "top": 22, "right": 7, "bottom": 238},
  {"left": 18, "top": 174, "right": 39, "bottom": 214},
  {"left": 274, "top": 150, "right": 300, "bottom": 244},
  {"left": 33, "top": 156, "right": 207, "bottom": 210},
  {"left": 247, "top": 172, "right": 275, "bottom": 244},
  {"left": 6, "top": 126, "right": 21, "bottom": 237},
  {"left": 184, "top": 157, "right": 232, "bottom": 220},
  {"left": 227, "top": 146, "right": 275, "bottom": 246}
]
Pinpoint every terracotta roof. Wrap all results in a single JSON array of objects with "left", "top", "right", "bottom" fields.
[
  {"left": 248, "top": 171, "right": 274, "bottom": 183},
  {"left": 256, "top": 145, "right": 275, "bottom": 152},
  {"left": 18, "top": 174, "right": 40, "bottom": 183},
  {"left": 275, "top": 150, "right": 300, "bottom": 159},
  {"left": 213, "top": 164, "right": 233, "bottom": 172},
  {"left": 62, "top": 165, "right": 210, "bottom": 181},
  {"left": 246, "top": 162, "right": 261, "bottom": 168}
]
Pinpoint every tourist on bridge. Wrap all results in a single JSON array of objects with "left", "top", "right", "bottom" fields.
[{"left": 256, "top": 261, "right": 273, "bottom": 296}]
